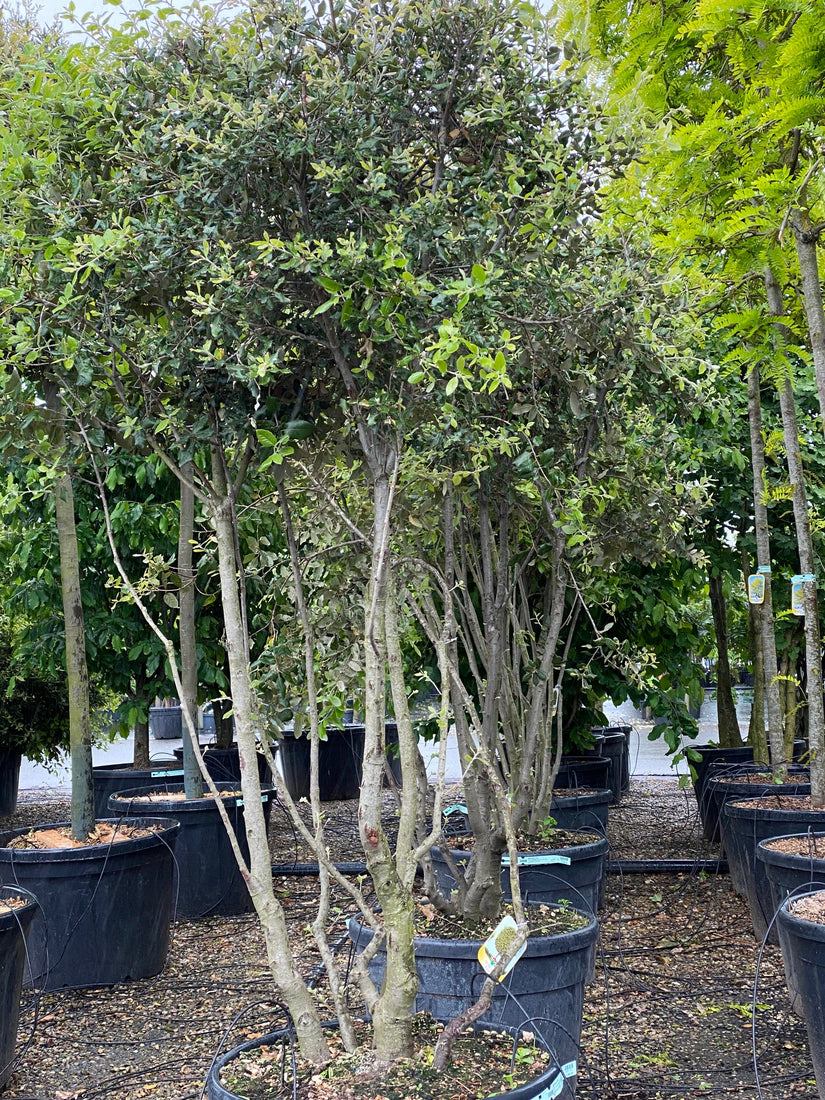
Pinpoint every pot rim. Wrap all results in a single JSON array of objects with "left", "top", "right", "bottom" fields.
[
  {"left": 108, "top": 783, "right": 275, "bottom": 813},
  {"left": 724, "top": 795, "right": 824, "bottom": 819},
  {"left": 432, "top": 830, "right": 609, "bottom": 862},
  {"left": 778, "top": 887, "right": 825, "bottom": 942},
  {"left": 0, "top": 817, "right": 181, "bottom": 862},
  {"left": 347, "top": 906, "right": 599, "bottom": 958},
  {"left": 757, "top": 831, "right": 825, "bottom": 866}
]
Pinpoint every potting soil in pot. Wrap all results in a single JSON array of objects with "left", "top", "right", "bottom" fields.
[{"left": 211, "top": 1017, "right": 558, "bottom": 1100}]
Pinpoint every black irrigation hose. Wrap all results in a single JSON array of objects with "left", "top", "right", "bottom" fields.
[
  {"left": 271, "top": 858, "right": 730, "bottom": 876},
  {"left": 607, "top": 858, "right": 729, "bottom": 875},
  {"left": 272, "top": 861, "right": 370, "bottom": 875}
]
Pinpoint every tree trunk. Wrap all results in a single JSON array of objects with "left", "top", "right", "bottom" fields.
[
  {"left": 210, "top": 696, "right": 234, "bottom": 748},
  {"left": 133, "top": 715, "right": 150, "bottom": 769},
  {"left": 708, "top": 571, "right": 742, "bottom": 747},
  {"left": 792, "top": 209, "right": 825, "bottom": 431},
  {"left": 765, "top": 268, "right": 825, "bottom": 804},
  {"left": 746, "top": 361, "right": 784, "bottom": 766},
  {"left": 210, "top": 442, "right": 330, "bottom": 1063},
  {"left": 129, "top": 669, "right": 151, "bottom": 768},
  {"left": 359, "top": 452, "right": 417, "bottom": 1065},
  {"left": 178, "top": 464, "right": 203, "bottom": 799},
  {"left": 43, "top": 382, "right": 94, "bottom": 840}
]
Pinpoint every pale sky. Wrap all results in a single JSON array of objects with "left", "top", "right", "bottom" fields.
[{"left": 34, "top": 0, "right": 151, "bottom": 32}]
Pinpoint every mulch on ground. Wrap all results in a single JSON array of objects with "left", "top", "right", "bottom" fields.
[{"left": 1, "top": 777, "right": 817, "bottom": 1100}]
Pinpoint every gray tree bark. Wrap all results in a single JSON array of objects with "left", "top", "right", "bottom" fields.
[
  {"left": 178, "top": 463, "right": 203, "bottom": 799},
  {"left": 44, "top": 381, "right": 94, "bottom": 840}
]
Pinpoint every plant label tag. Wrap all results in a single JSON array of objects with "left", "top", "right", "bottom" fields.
[
  {"left": 477, "top": 915, "right": 527, "bottom": 979},
  {"left": 747, "top": 574, "right": 765, "bottom": 604},
  {"left": 151, "top": 769, "right": 184, "bottom": 777},
  {"left": 501, "top": 853, "right": 572, "bottom": 867},
  {"left": 534, "top": 1060, "right": 577, "bottom": 1100},
  {"left": 443, "top": 804, "right": 471, "bottom": 836},
  {"left": 791, "top": 574, "right": 814, "bottom": 616},
  {"left": 236, "top": 798, "right": 244, "bottom": 807}
]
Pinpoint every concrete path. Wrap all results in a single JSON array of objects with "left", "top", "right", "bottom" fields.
[{"left": 18, "top": 689, "right": 754, "bottom": 797}]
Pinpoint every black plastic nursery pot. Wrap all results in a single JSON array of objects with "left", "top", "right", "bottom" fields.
[
  {"left": 92, "top": 760, "right": 185, "bottom": 819},
  {"left": 149, "top": 704, "right": 182, "bottom": 740},
  {"left": 277, "top": 725, "right": 364, "bottom": 800},
  {"left": 348, "top": 909, "right": 598, "bottom": 1091},
  {"left": 0, "top": 887, "right": 37, "bottom": 1088},
  {"left": 579, "top": 731, "right": 605, "bottom": 758},
  {"left": 757, "top": 834, "right": 825, "bottom": 1017},
  {"left": 621, "top": 726, "right": 632, "bottom": 792},
  {"left": 598, "top": 732, "right": 626, "bottom": 804},
  {"left": 704, "top": 766, "right": 810, "bottom": 847},
  {"left": 777, "top": 891, "right": 825, "bottom": 1099},
  {"left": 556, "top": 756, "right": 610, "bottom": 792},
  {"left": 431, "top": 830, "right": 608, "bottom": 917},
  {"left": 0, "top": 753, "right": 21, "bottom": 818},
  {"left": 550, "top": 788, "right": 611, "bottom": 836},
  {"left": 207, "top": 1020, "right": 577, "bottom": 1100},
  {"left": 758, "top": 832, "right": 825, "bottom": 918},
  {"left": 276, "top": 723, "right": 400, "bottom": 801},
  {"left": 0, "top": 817, "right": 179, "bottom": 991},
  {"left": 690, "top": 744, "right": 754, "bottom": 829},
  {"left": 593, "top": 725, "right": 631, "bottom": 797},
  {"left": 172, "top": 744, "right": 273, "bottom": 786},
  {"left": 722, "top": 796, "right": 825, "bottom": 944},
  {"left": 108, "top": 783, "right": 274, "bottom": 920}
]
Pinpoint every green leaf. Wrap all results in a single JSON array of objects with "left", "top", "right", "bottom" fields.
[{"left": 317, "top": 276, "right": 342, "bottom": 294}]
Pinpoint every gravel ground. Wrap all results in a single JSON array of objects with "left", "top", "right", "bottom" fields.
[{"left": 0, "top": 778, "right": 817, "bottom": 1100}]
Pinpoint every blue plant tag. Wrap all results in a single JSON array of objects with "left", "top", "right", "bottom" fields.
[
  {"left": 151, "top": 769, "right": 184, "bottom": 777},
  {"left": 534, "top": 1060, "right": 577, "bottom": 1100},
  {"left": 501, "top": 852, "right": 572, "bottom": 867}
]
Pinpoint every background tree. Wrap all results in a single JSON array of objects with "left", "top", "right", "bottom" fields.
[{"left": 558, "top": 0, "right": 825, "bottom": 793}]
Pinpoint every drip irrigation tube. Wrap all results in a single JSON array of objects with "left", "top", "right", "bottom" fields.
[
  {"left": 607, "top": 859, "right": 729, "bottom": 875},
  {"left": 272, "top": 862, "right": 369, "bottom": 876},
  {"left": 271, "top": 858, "right": 729, "bottom": 877}
]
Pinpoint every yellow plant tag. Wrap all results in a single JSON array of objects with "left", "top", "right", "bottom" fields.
[{"left": 477, "top": 915, "right": 527, "bottom": 980}]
